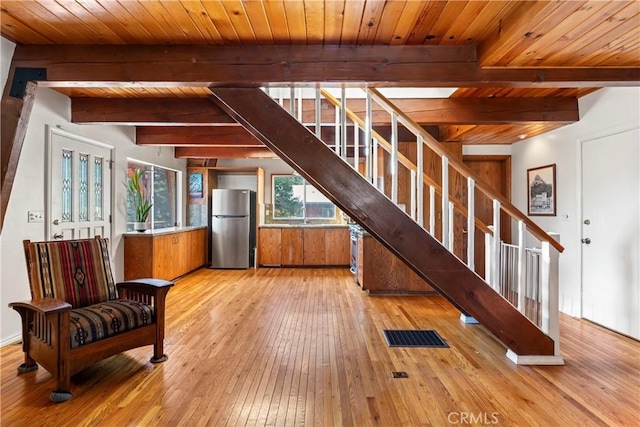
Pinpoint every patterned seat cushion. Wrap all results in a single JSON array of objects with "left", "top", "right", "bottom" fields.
[{"left": 69, "top": 299, "right": 154, "bottom": 349}]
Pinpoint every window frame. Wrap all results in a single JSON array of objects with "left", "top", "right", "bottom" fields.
[
  {"left": 271, "top": 174, "right": 336, "bottom": 221},
  {"left": 126, "top": 160, "right": 182, "bottom": 231}
]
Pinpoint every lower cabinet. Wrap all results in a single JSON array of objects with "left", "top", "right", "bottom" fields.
[
  {"left": 258, "top": 227, "right": 349, "bottom": 267},
  {"left": 124, "top": 227, "right": 207, "bottom": 281}
]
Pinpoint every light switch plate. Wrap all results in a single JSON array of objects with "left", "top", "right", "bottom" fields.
[{"left": 28, "top": 211, "right": 44, "bottom": 223}]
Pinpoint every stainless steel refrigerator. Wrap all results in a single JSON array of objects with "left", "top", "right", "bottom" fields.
[{"left": 211, "top": 189, "right": 256, "bottom": 269}]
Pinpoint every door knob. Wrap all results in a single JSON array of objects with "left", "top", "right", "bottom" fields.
[
  {"left": 581, "top": 238, "right": 591, "bottom": 244},
  {"left": 53, "top": 233, "right": 64, "bottom": 240},
  {"left": 53, "top": 219, "right": 60, "bottom": 225}
]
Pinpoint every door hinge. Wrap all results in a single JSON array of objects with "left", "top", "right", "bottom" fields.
[{"left": 109, "top": 214, "right": 112, "bottom": 223}]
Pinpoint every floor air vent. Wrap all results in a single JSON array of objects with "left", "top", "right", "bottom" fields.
[{"left": 383, "top": 330, "right": 448, "bottom": 348}]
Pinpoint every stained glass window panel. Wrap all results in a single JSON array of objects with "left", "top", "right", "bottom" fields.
[
  {"left": 79, "top": 153, "right": 89, "bottom": 221},
  {"left": 94, "top": 157, "right": 103, "bottom": 220},
  {"left": 61, "top": 149, "right": 73, "bottom": 222}
]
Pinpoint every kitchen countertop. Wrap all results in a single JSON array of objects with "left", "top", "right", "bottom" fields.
[
  {"left": 259, "top": 224, "right": 349, "bottom": 229},
  {"left": 123, "top": 225, "right": 207, "bottom": 237}
]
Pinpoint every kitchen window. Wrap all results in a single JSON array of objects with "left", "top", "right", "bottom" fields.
[
  {"left": 272, "top": 175, "right": 336, "bottom": 220},
  {"left": 126, "top": 161, "right": 179, "bottom": 231}
]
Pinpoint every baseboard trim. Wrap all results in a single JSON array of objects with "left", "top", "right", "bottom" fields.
[{"left": 0, "top": 334, "right": 22, "bottom": 348}]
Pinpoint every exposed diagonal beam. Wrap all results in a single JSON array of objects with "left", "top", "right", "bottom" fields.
[
  {"left": 12, "top": 45, "right": 640, "bottom": 87},
  {"left": 1, "top": 81, "right": 38, "bottom": 231},
  {"left": 209, "top": 87, "right": 554, "bottom": 356},
  {"left": 74, "top": 96, "right": 578, "bottom": 125}
]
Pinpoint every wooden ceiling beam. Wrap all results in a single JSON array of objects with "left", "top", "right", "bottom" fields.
[
  {"left": 75, "top": 96, "right": 578, "bottom": 125},
  {"left": 73, "top": 98, "right": 237, "bottom": 125},
  {"left": 136, "top": 126, "right": 262, "bottom": 146},
  {"left": 175, "top": 146, "right": 277, "bottom": 159},
  {"left": 137, "top": 124, "right": 418, "bottom": 146},
  {"left": 11, "top": 45, "right": 639, "bottom": 87}
]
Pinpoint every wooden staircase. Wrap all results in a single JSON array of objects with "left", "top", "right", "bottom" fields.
[{"left": 209, "top": 87, "right": 558, "bottom": 358}]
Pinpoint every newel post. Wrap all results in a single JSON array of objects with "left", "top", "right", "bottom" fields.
[{"left": 541, "top": 232, "right": 562, "bottom": 358}]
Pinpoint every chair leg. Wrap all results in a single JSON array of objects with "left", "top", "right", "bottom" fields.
[
  {"left": 50, "top": 391, "right": 72, "bottom": 403},
  {"left": 17, "top": 362, "right": 38, "bottom": 373},
  {"left": 150, "top": 338, "right": 168, "bottom": 363}
]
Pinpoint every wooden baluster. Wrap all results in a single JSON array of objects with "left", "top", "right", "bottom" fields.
[
  {"left": 417, "top": 135, "right": 424, "bottom": 227},
  {"left": 448, "top": 201, "right": 454, "bottom": 252},
  {"left": 353, "top": 122, "right": 359, "bottom": 171},
  {"left": 410, "top": 170, "right": 416, "bottom": 220},
  {"left": 340, "top": 87, "right": 347, "bottom": 161},
  {"left": 391, "top": 112, "right": 398, "bottom": 204},
  {"left": 517, "top": 221, "right": 526, "bottom": 313},
  {"left": 297, "top": 87, "right": 303, "bottom": 122},
  {"left": 372, "top": 138, "right": 379, "bottom": 191},
  {"left": 467, "top": 177, "right": 475, "bottom": 270},
  {"left": 289, "top": 86, "right": 295, "bottom": 116},
  {"left": 429, "top": 185, "right": 435, "bottom": 235},
  {"left": 441, "top": 156, "right": 449, "bottom": 248},
  {"left": 334, "top": 105, "right": 340, "bottom": 157},
  {"left": 315, "top": 88, "right": 321, "bottom": 139},
  {"left": 491, "top": 200, "right": 501, "bottom": 290},
  {"left": 365, "top": 92, "right": 372, "bottom": 183}
]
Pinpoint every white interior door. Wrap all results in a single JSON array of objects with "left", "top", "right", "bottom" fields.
[
  {"left": 48, "top": 128, "right": 113, "bottom": 241},
  {"left": 582, "top": 127, "right": 639, "bottom": 339}
]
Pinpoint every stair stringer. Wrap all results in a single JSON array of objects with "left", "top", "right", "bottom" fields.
[{"left": 209, "top": 87, "right": 554, "bottom": 357}]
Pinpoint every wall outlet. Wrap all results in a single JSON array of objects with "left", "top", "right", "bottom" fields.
[{"left": 28, "top": 211, "right": 44, "bottom": 223}]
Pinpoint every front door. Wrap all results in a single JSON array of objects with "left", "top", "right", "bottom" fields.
[
  {"left": 48, "top": 127, "right": 113, "bottom": 241},
  {"left": 582, "top": 127, "right": 639, "bottom": 339}
]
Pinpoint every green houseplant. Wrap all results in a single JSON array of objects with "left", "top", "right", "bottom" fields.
[{"left": 126, "top": 168, "right": 152, "bottom": 232}]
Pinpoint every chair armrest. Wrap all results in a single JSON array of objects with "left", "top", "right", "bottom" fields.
[
  {"left": 9, "top": 298, "right": 72, "bottom": 315},
  {"left": 117, "top": 279, "right": 174, "bottom": 303},
  {"left": 118, "top": 278, "right": 174, "bottom": 289}
]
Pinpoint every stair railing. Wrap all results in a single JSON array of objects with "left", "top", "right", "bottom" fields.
[{"left": 264, "top": 85, "right": 563, "bottom": 364}]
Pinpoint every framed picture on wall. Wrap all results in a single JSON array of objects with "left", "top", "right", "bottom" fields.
[
  {"left": 188, "top": 173, "right": 203, "bottom": 199},
  {"left": 527, "top": 164, "right": 556, "bottom": 216}
]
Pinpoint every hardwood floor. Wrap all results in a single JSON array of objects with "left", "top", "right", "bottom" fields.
[{"left": 1, "top": 268, "right": 638, "bottom": 426}]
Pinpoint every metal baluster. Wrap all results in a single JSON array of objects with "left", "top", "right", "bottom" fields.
[
  {"left": 372, "top": 138, "right": 379, "bottom": 190},
  {"left": 334, "top": 105, "right": 340, "bottom": 156},
  {"left": 448, "top": 201, "right": 454, "bottom": 252}
]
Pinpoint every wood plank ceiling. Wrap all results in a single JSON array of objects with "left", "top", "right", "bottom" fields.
[{"left": 1, "top": 0, "right": 639, "bottom": 157}]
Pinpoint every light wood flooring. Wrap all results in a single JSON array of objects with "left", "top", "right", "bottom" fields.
[{"left": 1, "top": 268, "right": 639, "bottom": 426}]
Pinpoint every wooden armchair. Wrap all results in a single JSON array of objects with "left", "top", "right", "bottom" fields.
[{"left": 9, "top": 237, "right": 174, "bottom": 402}]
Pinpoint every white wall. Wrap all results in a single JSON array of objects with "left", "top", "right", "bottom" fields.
[
  {"left": 0, "top": 43, "right": 186, "bottom": 344},
  {"left": 512, "top": 87, "right": 640, "bottom": 317}
]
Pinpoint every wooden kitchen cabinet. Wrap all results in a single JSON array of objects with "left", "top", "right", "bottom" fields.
[
  {"left": 281, "top": 228, "right": 304, "bottom": 266},
  {"left": 124, "top": 227, "right": 207, "bottom": 281},
  {"left": 258, "top": 226, "right": 350, "bottom": 267},
  {"left": 258, "top": 228, "right": 282, "bottom": 266},
  {"left": 302, "top": 228, "right": 325, "bottom": 265},
  {"left": 324, "top": 228, "right": 350, "bottom": 265}
]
